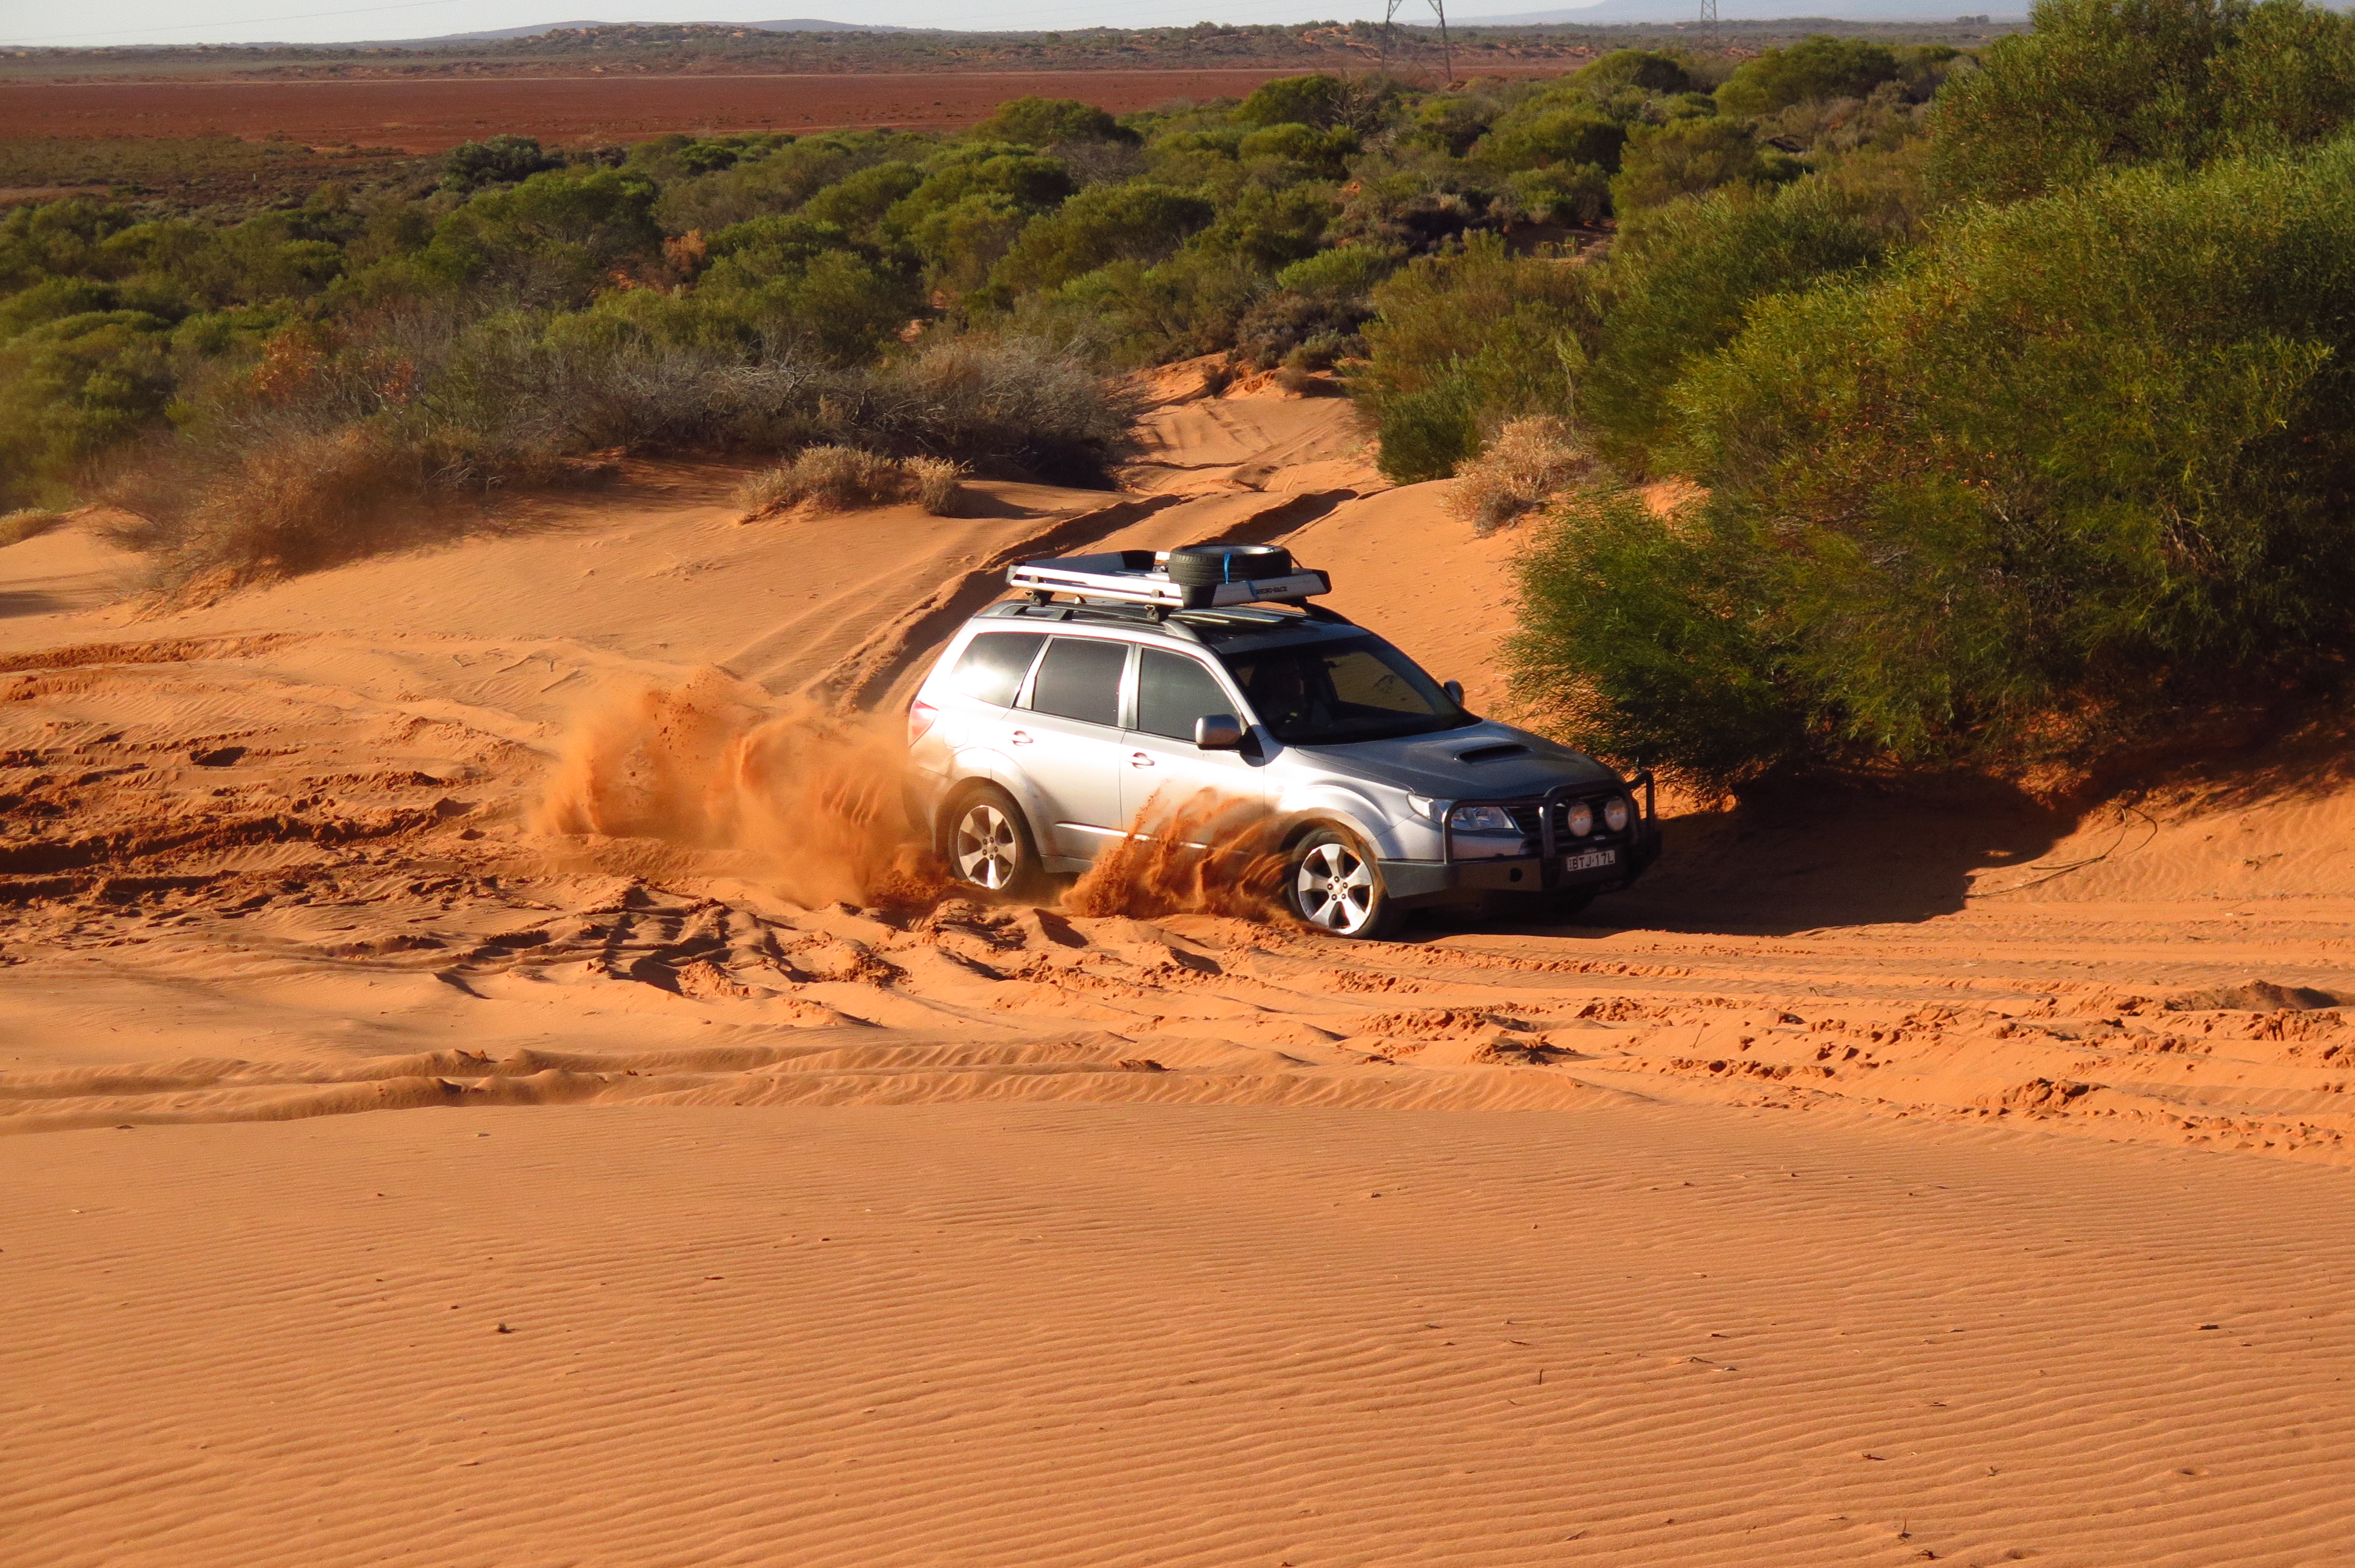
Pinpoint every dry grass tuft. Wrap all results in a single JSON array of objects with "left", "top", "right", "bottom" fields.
[
  {"left": 903, "top": 456, "right": 969, "bottom": 517},
  {"left": 0, "top": 509, "right": 69, "bottom": 547},
  {"left": 738, "top": 447, "right": 971, "bottom": 520},
  {"left": 1443, "top": 417, "right": 1596, "bottom": 537},
  {"left": 107, "top": 423, "right": 463, "bottom": 593}
]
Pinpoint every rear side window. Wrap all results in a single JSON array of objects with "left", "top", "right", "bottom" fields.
[
  {"left": 1134, "top": 648, "right": 1233, "bottom": 742},
  {"left": 947, "top": 632, "right": 1045, "bottom": 707},
  {"left": 1028, "top": 637, "right": 1129, "bottom": 727}
]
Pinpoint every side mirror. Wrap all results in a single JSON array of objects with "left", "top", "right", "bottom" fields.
[
  {"left": 1195, "top": 713, "right": 1245, "bottom": 750},
  {"left": 1442, "top": 679, "right": 1465, "bottom": 706}
]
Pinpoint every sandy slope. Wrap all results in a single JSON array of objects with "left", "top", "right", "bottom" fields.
[{"left": 6, "top": 377, "right": 2355, "bottom": 1566}]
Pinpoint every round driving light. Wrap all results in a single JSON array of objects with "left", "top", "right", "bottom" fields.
[
  {"left": 1566, "top": 800, "right": 1595, "bottom": 837},
  {"left": 1604, "top": 795, "right": 1631, "bottom": 833}
]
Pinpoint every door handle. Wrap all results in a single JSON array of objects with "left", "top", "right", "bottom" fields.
[
  {"left": 1010, "top": 730, "right": 1033, "bottom": 746},
  {"left": 1129, "top": 752, "right": 1156, "bottom": 768}
]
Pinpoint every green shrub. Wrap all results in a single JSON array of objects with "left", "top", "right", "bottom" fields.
[
  {"left": 1471, "top": 107, "right": 1630, "bottom": 175},
  {"left": 1581, "top": 179, "right": 1901, "bottom": 468},
  {"left": 1715, "top": 36, "right": 1902, "bottom": 118},
  {"left": 971, "top": 97, "right": 1140, "bottom": 148},
  {"left": 1354, "top": 234, "right": 1598, "bottom": 483},
  {"left": 442, "top": 135, "right": 562, "bottom": 192},
  {"left": 0, "top": 309, "right": 175, "bottom": 506},
  {"left": 1509, "top": 164, "right": 1614, "bottom": 227},
  {"left": 1508, "top": 483, "right": 1803, "bottom": 782},
  {"left": 988, "top": 184, "right": 1216, "bottom": 295},
  {"left": 1928, "top": 0, "right": 2355, "bottom": 204},
  {"left": 801, "top": 161, "right": 927, "bottom": 235},
  {"left": 1575, "top": 49, "right": 1696, "bottom": 94},
  {"left": 1610, "top": 118, "right": 1798, "bottom": 213},
  {"left": 412, "top": 168, "right": 662, "bottom": 310},
  {"left": 1517, "top": 138, "right": 2355, "bottom": 782},
  {"left": 1234, "top": 75, "right": 1354, "bottom": 129}
]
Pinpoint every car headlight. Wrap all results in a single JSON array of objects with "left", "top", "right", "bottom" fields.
[
  {"left": 1407, "top": 793, "right": 1441, "bottom": 822},
  {"left": 1565, "top": 800, "right": 1595, "bottom": 837},
  {"left": 1448, "top": 804, "right": 1518, "bottom": 835},
  {"left": 1603, "top": 795, "right": 1631, "bottom": 833}
]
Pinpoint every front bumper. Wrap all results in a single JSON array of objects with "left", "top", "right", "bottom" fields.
[
  {"left": 1381, "top": 769, "right": 1664, "bottom": 908},
  {"left": 1381, "top": 820, "right": 1662, "bottom": 906}
]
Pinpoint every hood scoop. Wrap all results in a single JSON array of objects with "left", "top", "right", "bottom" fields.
[{"left": 1454, "top": 743, "right": 1531, "bottom": 765}]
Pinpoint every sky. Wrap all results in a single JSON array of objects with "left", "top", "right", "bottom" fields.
[{"left": 0, "top": 0, "right": 1495, "bottom": 49}]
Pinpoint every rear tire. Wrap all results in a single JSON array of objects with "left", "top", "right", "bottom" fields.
[
  {"left": 941, "top": 783, "right": 1043, "bottom": 900},
  {"left": 1286, "top": 825, "right": 1400, "bottom": 940}
]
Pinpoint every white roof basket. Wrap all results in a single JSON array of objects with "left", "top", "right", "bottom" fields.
[{"left": 1006, "top": 550, "right": 1332, "bottom": 610}]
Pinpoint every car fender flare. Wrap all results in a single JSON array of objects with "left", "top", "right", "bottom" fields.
[
  {"left": 941, "top": 747, "right": 1057, "bottom": 850},
  {"left": 1270, "top": 782, "right": 1401, "bottom": 860}
]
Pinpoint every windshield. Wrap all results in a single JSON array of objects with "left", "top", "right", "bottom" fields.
[{"left": 1218, "top": 634, "right": 1472, "bottom": 746}]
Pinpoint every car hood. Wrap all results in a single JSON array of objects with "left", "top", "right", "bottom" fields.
[{"left": 1281, "top": 719, "right": 1620, "bottom": 800}]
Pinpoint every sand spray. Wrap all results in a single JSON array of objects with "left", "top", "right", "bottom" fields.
[
  {"left": 533, "top": 668, "right": 945, "bottom": 909},
  {"left": 1064, "top": 786, "right": 1290, "bottom": 920},
  {"left": 536, "top": 670, "right": 1291, "bottom": 920}
]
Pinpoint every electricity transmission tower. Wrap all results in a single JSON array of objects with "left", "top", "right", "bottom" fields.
[
  {"left": 1381, "top": 0, "right": 1454, "bottom": 84},
  {"left": 1699, "top": 0, "right": 1720, "bottom": 46}
]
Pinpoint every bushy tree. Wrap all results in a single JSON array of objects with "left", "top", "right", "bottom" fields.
[{"left": 1928, "top": 0, "right": 2355, "bottom": 204}]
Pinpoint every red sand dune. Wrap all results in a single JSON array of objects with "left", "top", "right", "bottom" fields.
[
  {"left": 7, "top": 371, "right": 2355, "bottom": 1567},
  {"left": 1, "top": 69, "right": 1439, "bottom": 151}
]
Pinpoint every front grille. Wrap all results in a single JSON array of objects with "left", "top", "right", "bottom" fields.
[{"left": 1494, "top": 795, "right": 1623, "bottom": 843}]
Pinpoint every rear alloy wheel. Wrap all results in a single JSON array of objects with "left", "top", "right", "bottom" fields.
[
  {"left": 1288, "top": 826, "right": 1399, "bottom": 939},
  {"left": 944, "top": 786, "right": 1040, "bottom": 898}
]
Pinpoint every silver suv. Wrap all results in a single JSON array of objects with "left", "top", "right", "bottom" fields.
[{"left": 905, "top": 543, "right": 1660, "bottom": 938}]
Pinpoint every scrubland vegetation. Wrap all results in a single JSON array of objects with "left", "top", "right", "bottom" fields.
[
  {"left": 1484, "top": 0, "right": 2355, "bottom": 789},
  {"left": 7, "top": 48, "right": 1928, "bottom": 578},
  {"left": 5, "top": 0, "right": 2347, "bottom": 790}
]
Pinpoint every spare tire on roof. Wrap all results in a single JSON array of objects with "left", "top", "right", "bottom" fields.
[{"left": 1164, "top": 543, "right": 1293, "bottom": 588}]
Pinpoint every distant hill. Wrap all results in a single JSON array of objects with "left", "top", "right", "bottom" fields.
[
  {"left": 1466, "top": 0, "right": 2021, "bottom": 19},
  {"left": 394, "top": 18, "right": 929, "bottom": 44}
]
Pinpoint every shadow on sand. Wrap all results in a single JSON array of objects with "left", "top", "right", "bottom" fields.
[{"left": 1469, "top": 777, "right": 2073, "bottom": 940}]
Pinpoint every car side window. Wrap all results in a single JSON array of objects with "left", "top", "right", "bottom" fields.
[
  {"left": 947, "top": 632, "right": 1046, "bottom": 707},
  {"left": 1134, "top": 648, "right": 1232, "bottom": 742},
  {"left": 1027, "top": 637, "right": 1129, "bottom": 727}
]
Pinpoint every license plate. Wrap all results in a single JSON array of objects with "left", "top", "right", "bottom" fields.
[{"left": 1563, "top": 847, "right": 1619, "bottom": 873}]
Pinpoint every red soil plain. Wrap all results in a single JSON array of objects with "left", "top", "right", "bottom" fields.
[{"left": 0, "top": 67, "right": 1564, "bottom": 151}]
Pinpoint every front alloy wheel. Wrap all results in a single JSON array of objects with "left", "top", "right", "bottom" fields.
[
  {"left": 953, "top": 799, "right": 1022, "bottom": 891},
  {"left": 1290, "top": 828, "right": 1397, "bottom": 939}
]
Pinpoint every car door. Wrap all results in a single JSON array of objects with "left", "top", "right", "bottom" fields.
[
  {"left": 1014, "top": 634, "right": 1134, "bottom": 862},
  {"left": 1120, "top": 645, "right": 1270, "bottom": 828}
]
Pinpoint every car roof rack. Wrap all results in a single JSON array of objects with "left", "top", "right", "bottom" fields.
[{"left": 1006, "top": 549, "right": 1334, "bottom": 612}]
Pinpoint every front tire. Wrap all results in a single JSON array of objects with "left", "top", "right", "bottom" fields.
[
  {"left": 942, "top": 783, "right": 1043, "bottom": 899},
  {"left": 1287, "top": 825, "right": 1399, "bottom": 939}
]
